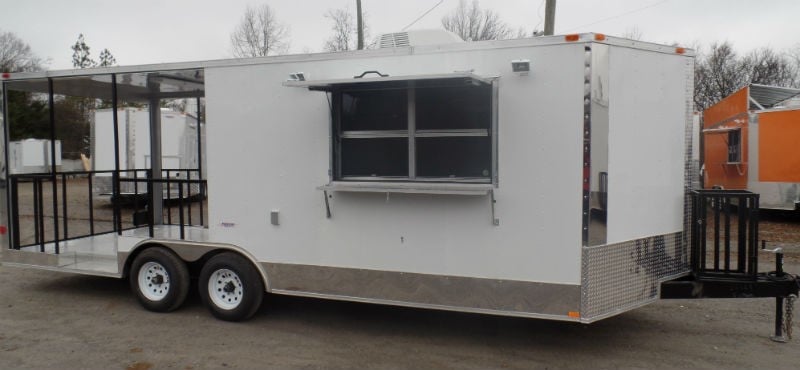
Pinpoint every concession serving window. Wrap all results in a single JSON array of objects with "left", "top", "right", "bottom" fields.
[
  {"left": 702, "top": 126, "right": 742, "bottom": 164},
  {"left": 285, "top": 72, "right": 499, "bottom": 195}
]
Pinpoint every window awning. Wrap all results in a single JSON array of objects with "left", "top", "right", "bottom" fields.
[
  {"left": 702, "top": 126, "right": 741, "bottom": 134},
  {"left": 749, "top": 84, "right": 800, "bottom": 109},
  {"left": 283, "top": 72, "right": 495, "bottom": 91}
]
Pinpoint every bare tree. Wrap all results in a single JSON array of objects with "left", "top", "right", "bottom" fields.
[
  {"left": 694, "top": 42, "right": 748, "bottom": 110},
  {"left": 789, "top": 44, "right": 800, "bottom": 71},
  {"left": 513, "top": 27, "right": 534, "bottom": 39},
  {"left": 230, "top": 4, "right": 290, "bottom": 57},
  {"left": 694, "top": 42, "right": 799, "bottom": 110},
  {"left": 744, "top": 47, "right": 797, "bottom": 87},
  {"left": 324, "top": 8, "right": 356, "bottom": 52},
  {"left": 441, "top": 0, "right": 510, "bottom": 41},
  {"left": 0, "top": 30, "right": 42, "bottom": 72},
  {"left": 323, "top": 7, "right": 372, "bottom": 52},
  {"left": 622, "top": 26, "right": 643, "bottom": 41}
]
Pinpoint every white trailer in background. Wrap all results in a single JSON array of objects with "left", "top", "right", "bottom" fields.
[
  {"left": 14, "top": 32, "right": 796, "bottom": 331},
  {"left": 8, "top": 139, "right": 62, "bottom": 174},
  {"left": 92, "top": 107, "right": 205, "bottom": 201}
]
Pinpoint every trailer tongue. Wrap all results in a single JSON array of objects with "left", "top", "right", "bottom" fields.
[{"left": 661, "top": 190, "right": 799, "bottom": 342}]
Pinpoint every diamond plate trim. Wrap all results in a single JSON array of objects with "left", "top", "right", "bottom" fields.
[
  {"left": 683, "top": 56, "right": 696, "bottom": 253},
  {"left": 581, "top": 232, "right": 689, "bottom": 321}
]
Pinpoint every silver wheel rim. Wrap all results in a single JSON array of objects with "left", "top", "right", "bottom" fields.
[
  {"left": 208, "top": 268, "right": 244, "bottom": 310},
  {"left": 138, "top": 261, "right": 170, "bottom": 301}
]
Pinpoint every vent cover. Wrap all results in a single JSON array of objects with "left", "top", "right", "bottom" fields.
[
  {"left": 378, "top": 30, "right": 464, "bottom": 49},
  {"left": 380, "top": 32, "right": 410, "bottom": 48}
]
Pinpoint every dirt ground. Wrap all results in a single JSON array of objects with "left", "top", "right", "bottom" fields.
[{"left": 1, "top": 179, "right": 800, "bottom": 369}]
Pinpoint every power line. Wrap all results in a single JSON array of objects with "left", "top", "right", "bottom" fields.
[
  {"left": 562, "top": 0, "right": 671, "bottom": 33},
  {"left": 401, "top": 0, "right": 445, "bottom": 31}
]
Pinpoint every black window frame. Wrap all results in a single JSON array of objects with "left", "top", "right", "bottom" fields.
[
  {"left": 329, "top": 77, "right": 498, "bottom": 184},
  {"left": 727, "top": 129, "right": 741, "bottom": 163}
]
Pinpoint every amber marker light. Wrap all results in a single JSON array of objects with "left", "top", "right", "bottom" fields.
[
  {"left": 594, "top": 33, "right": 606, "bottom": 41},
  {"left": 565, "top": 34, "right": 580, "bottom": 42},
  {"left": 568, "top": 311, "right": 580, "bottom": 318},
  {"left": 675, "top": 47, "right": 686, "bottom": 54}
]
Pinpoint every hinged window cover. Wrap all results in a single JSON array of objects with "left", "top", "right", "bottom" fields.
[{"left": 283, "top": 72, "right": 495, "bottom": 91}]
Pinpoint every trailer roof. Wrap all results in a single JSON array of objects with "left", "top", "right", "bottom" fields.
[
  {"left": 4, "top": 69, "right": 204, "bottom": 102},
  {"left": 1, "top": 33, "right": 693, "bottom": 82}
]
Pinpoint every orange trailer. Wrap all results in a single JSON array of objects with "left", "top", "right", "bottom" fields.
[{"left": 702, "top": 84, "right": 800, "bottom": 210}]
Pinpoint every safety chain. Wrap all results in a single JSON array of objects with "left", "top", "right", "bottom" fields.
[{"left": 785, "top": 294, "right": 796, "bottom": 340}]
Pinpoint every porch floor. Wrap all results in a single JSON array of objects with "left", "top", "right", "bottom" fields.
[{"left": 9, "top": 225, "right": 209, "bottom": 277}]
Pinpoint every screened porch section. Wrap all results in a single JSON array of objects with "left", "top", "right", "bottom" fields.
[{"left": 2, "top": 68, "right": 208, "bottom": 275}]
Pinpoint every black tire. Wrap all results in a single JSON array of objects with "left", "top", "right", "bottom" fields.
[
  {"left": 129, "top": 247, "right": 190, "bottom": 313},
  {"left": 199, "top": 252, "right": 264, "bottom": 322}
]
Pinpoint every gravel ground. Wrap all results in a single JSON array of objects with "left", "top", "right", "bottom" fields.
[{"left": 0, "top": 263, "right": 798, "bottom": 370}]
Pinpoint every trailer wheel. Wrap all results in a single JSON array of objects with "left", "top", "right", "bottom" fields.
[
  {"left": 129, "top": 247, "right": 190, "bottom": 313},
  {"left": 199, "top": 252, "right": 264, "bottom": 321}
]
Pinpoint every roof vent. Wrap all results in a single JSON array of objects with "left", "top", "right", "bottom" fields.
[
  {"left": 379, "top": 29, "right": 464, "bottom": 48},
  {"left": 380, "top": 32, "right": 410, "bottom": 48}
]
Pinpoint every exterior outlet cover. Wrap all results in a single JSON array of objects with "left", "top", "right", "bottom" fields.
[{"left": 270, "top": 210, "right": 279, "bottom": 225}]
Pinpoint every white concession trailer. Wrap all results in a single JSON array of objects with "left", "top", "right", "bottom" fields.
[
  {"left": 8, "top": 139, "right": 62, "bottom": 174},
  {"left": 3, "top": 32, "right": 794, "bottom": 332}
]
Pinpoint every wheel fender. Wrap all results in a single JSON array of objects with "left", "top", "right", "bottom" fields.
[{"left": 124, "top": 241, "right": 272, "bottom": 292}]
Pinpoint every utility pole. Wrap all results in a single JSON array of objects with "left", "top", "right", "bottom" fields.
[
  {"left": 544, "top": 0, "right": 556, "bottom": 36},
  {"left": 357, "top": 0, "right": 364, "bottom": 50}
]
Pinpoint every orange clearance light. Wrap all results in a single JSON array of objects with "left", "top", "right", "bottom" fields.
[
  {"left": 568, "top": 311, "right": 580, "bottom": 318},
  {"left": 675, "top": 47, "right": 686, "bottom": 54},
  {"left": 564, "top": 34, "right": 580, "bottom": 42},
  {"left": 594, "top": 33, "right": 606, "bottom": 41}
]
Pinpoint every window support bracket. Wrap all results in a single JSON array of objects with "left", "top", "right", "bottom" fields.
[
  {"left": 491, "top": 189, "right": 500, "bottom": 226},
  {"left": 323, "top": 190, "right": 332, "bottom": 219}
]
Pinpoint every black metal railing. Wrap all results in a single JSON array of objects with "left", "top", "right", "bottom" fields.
[
  {"left": 691, "top": 189, "right": 760, "bottom": 279},
  {"left": 9, "top": 169, "right": 207, "bottom": 252},
  {"left": 120, "top": 168, "right": 206, "bottom": 240},
  {"left": 10, "top": 170, "right": 120, "bottom": 252},
  {"left": 162, "top": 168, "right": 205, "bottom": 228}
]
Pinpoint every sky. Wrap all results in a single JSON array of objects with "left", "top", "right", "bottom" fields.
[{"left": 1, "top": 0, "right": 798, "bottom": 71}]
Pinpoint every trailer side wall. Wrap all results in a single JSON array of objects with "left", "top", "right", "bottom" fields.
[
  {"left": 204, "top": 43, "right": 587, "bottom": 318},
  {"left": 758, "top": 109, "right": 800, "bottom": 182}
]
